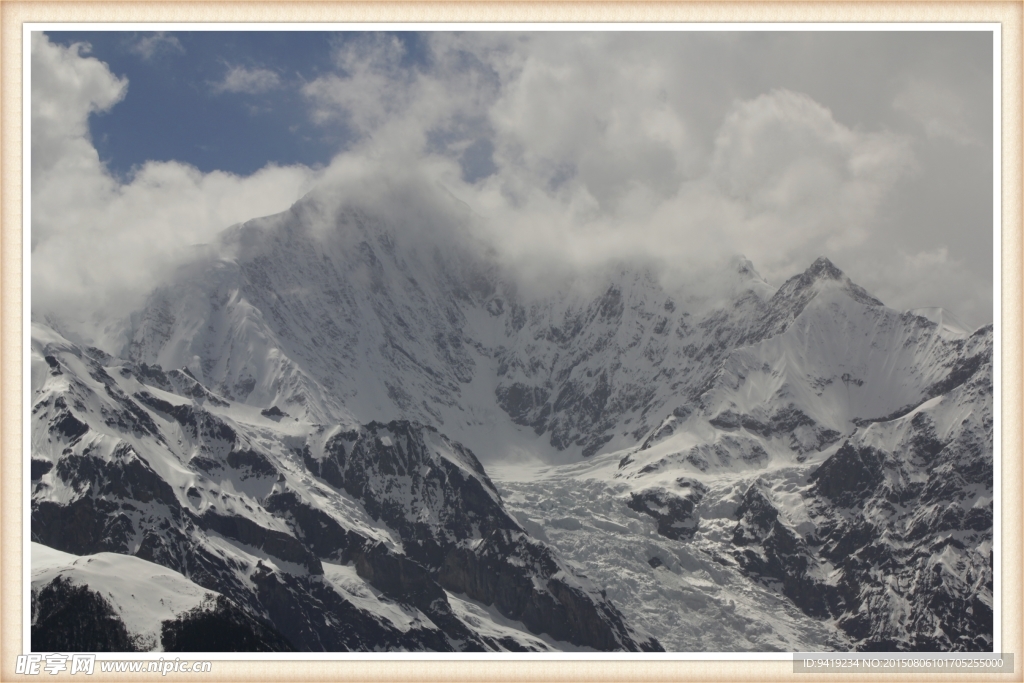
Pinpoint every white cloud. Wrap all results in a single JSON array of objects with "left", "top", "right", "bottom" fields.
[
  {"left": 31, "top": 34, "right": 317, "bottom": 344},
  {"left": 212, "top": 65, "right": 282, "bottom": 95},
  {"left": 348, "top": 39, "right": 910, "bottom": 289},
  {"left": 32, "top": 31, "right": 988, "bottom": 340},
  {"left": 31, "top": 33, "right": 127, "bottom": 183},
  {"left": 704, "top": 89, "right": 915, "bottom": 279},
  {"left": 303, "top": 34, "right": 409, "bottom": 131},
  {"left": 853, "top": 247, "right": 989, "bottom": 329},
  {"left": 894, "top": 79, "right": 977, "bottom": 146},
  {"left": 129, "top": 32, "right": 184, "bottom": 61}
]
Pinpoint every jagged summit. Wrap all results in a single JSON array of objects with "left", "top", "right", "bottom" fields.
[
  {"left": 805, "top": 255, "right": 844, "bottom": 280},
  {"left": 730, "top": 256, "right": 887, "bottom": 347},
  {"left": 768, "top": 256, "right": 884, "bottom": 320}
]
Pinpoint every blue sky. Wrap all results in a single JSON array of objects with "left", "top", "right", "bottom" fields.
[
  {"left": 44, "top": 31, "right": 436, "bottom": 177},
  {"left": 32, "top": 30, "right": 995, "bottom": 333}
]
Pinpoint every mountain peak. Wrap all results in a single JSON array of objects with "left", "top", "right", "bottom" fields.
[
  {"left": 788, "top": 256, "right": 881, "bottom": 307},
  {"left": 730, "top": 255, "right": 767, "bottom": 281},
  {"left": 805, "top": 256, "right": 843, "bottom": 281},
  {"left": 748, "top": 256, "right": 884, "bottom": 342}
]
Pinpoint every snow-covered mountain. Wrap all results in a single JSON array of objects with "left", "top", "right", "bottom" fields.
[
  {"left": 30, "top": 187, "right": 993, "bottom": 652},
  {"left": 119, "top": 192, "right": 781, "bottom": 463},
  {"left": 31, "top": 323, "right": 657, "bottom": 651}
]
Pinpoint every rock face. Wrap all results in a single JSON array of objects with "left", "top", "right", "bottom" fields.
[
  {"left": 439, "top": 529, "right": 659, "bottom": 651},
  {"left": 29, "top": 327, "right": 659, "bottom": 652},
  {"left": 301, "top": 420, "right": 520, "bottom": 570},
  {"left": 718, "top": 330, "right": 993, "bottom": 651},
  {"left": 627, "top": 482, "right": 708, "bottom": 540},
  {"left": 32, "top": 576, "right": 143, "bottom": 652}
]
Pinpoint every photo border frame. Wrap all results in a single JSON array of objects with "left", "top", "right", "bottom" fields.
[{"left": 2, "top": 2, "right": 1021, "bottom": 681}]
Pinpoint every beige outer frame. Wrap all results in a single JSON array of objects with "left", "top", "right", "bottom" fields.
[{"left": 1, "top": 4, "right": 1020, "bottom": 681}]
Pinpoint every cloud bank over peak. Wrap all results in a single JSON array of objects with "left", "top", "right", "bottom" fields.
[
  {"left": 31, "top": 34, "right": 318, "bottom": 337},
  {"left": 29, "top": 31, "right": 993, "bottom": 341}
]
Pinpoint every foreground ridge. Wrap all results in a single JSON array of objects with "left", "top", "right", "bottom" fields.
[{"left": 31, "top": 325, "right": 659, "bottom": 652}]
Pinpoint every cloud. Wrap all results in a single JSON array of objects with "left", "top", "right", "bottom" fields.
[
  {"left": 704, "top": 89, "right": 915, "bottom": 277},
  {"left": 129, "top": 32, "right": 185, "bottom": 61},
  {"left": 894, "top": 80, "right": 978, "bottom": 146},
  {"left": 212, "top": 65, "right": 282, "bottom": 95},
  {"left": 303, "top": 34, "right": 433, "bottom": 142},
  {"left": 32, "top": 31, "right": 990, "bottom": 341},
  {"left": 31, "top": 33, "right": 127, "bottom": 184},
  {"left": 332, "top": 37, "right": 912, "bottom": 291},
  {"left": 852, "top": 247, "right": 989, "bottom": 329},
  {"left": 31, "top": 34, "right": 317, "bottom": 345},
  {"left": 298, "top": 35, "right": 916, "bottom": 287},
  {"left": 303, "top": 33, "right": 504, "bottom": 166}
]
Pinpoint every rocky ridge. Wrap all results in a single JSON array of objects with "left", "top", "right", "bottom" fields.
[{"left": 30, "top": 325, "right": 658, "bottom": 651}]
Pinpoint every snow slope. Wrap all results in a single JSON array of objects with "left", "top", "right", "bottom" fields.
[{"left": 121, "top": 196, "right": 781, "bottom": 464}]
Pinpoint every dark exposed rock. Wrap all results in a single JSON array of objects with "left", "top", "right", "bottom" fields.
[
  {"left": 33, "top": 497, "right": 134, "bottom": 556},
  {"left": 811, "top": 442, "right": 885, "bottom": 506},
  {"left": 161, "top": 595, "right": 294, "bottom": 652},
  {"left": 226, "top": 448, "right": 277, "bottom": 478},
  {"left": 439, "top": 529, "right": 661, "bottom": 652},
  {"left": 260, "top": 406, "right": 287, "bottom": 419},
  {"left": 32, "top": 577, "right": 141, "bottom": 652},
  {"left": 51, "top": 405, "right": 89, "bottom": 442},
  {"left": 709, "top": 407, "right": 820, "bottom": 445},
  {"left": 31, "top": 459, "right": 53, "bottom": 480},
  {"left": 926, "top": 346, "right": 989, "bottom": 399},
  {"left": 495, "top": 383, "right": 551, "bottom": 433},
  {"left": 263, "top": 490, "right": 366, "bottom": 563},
  {"left": 350, "top": 541, "right": 483, "bottom": 646},
  {"left": 248, "top": 561, "right": 453, "bottom": 651},
  {"left": 198, "top": 510, "right": 323, "bottom": 575},
  {"left": 708, "top": 411, "right": 741, "bottom": 430},
  {"left": 134, "top": 362, "right": 172, "bottom": 391},
  {"left": 307, "top": 420, "right": 518, "bottom": 570},
  {"left": 133, "top": 391, "right": 198, "bottom": 433},
  {"left": 55, "top": 443, "right": 180, "bottom": 508},
  {"left": 627, "top": 485, "right": 707, "bottom": 540},
  {"left": 640, "top": 419, "right": 677, "bottom": 451},
  {"left": 731, "top": 484, "right": 835, "bottom": 619},
  {"left": 167, "top": 368, "right": 230, "bottom": 406}
]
